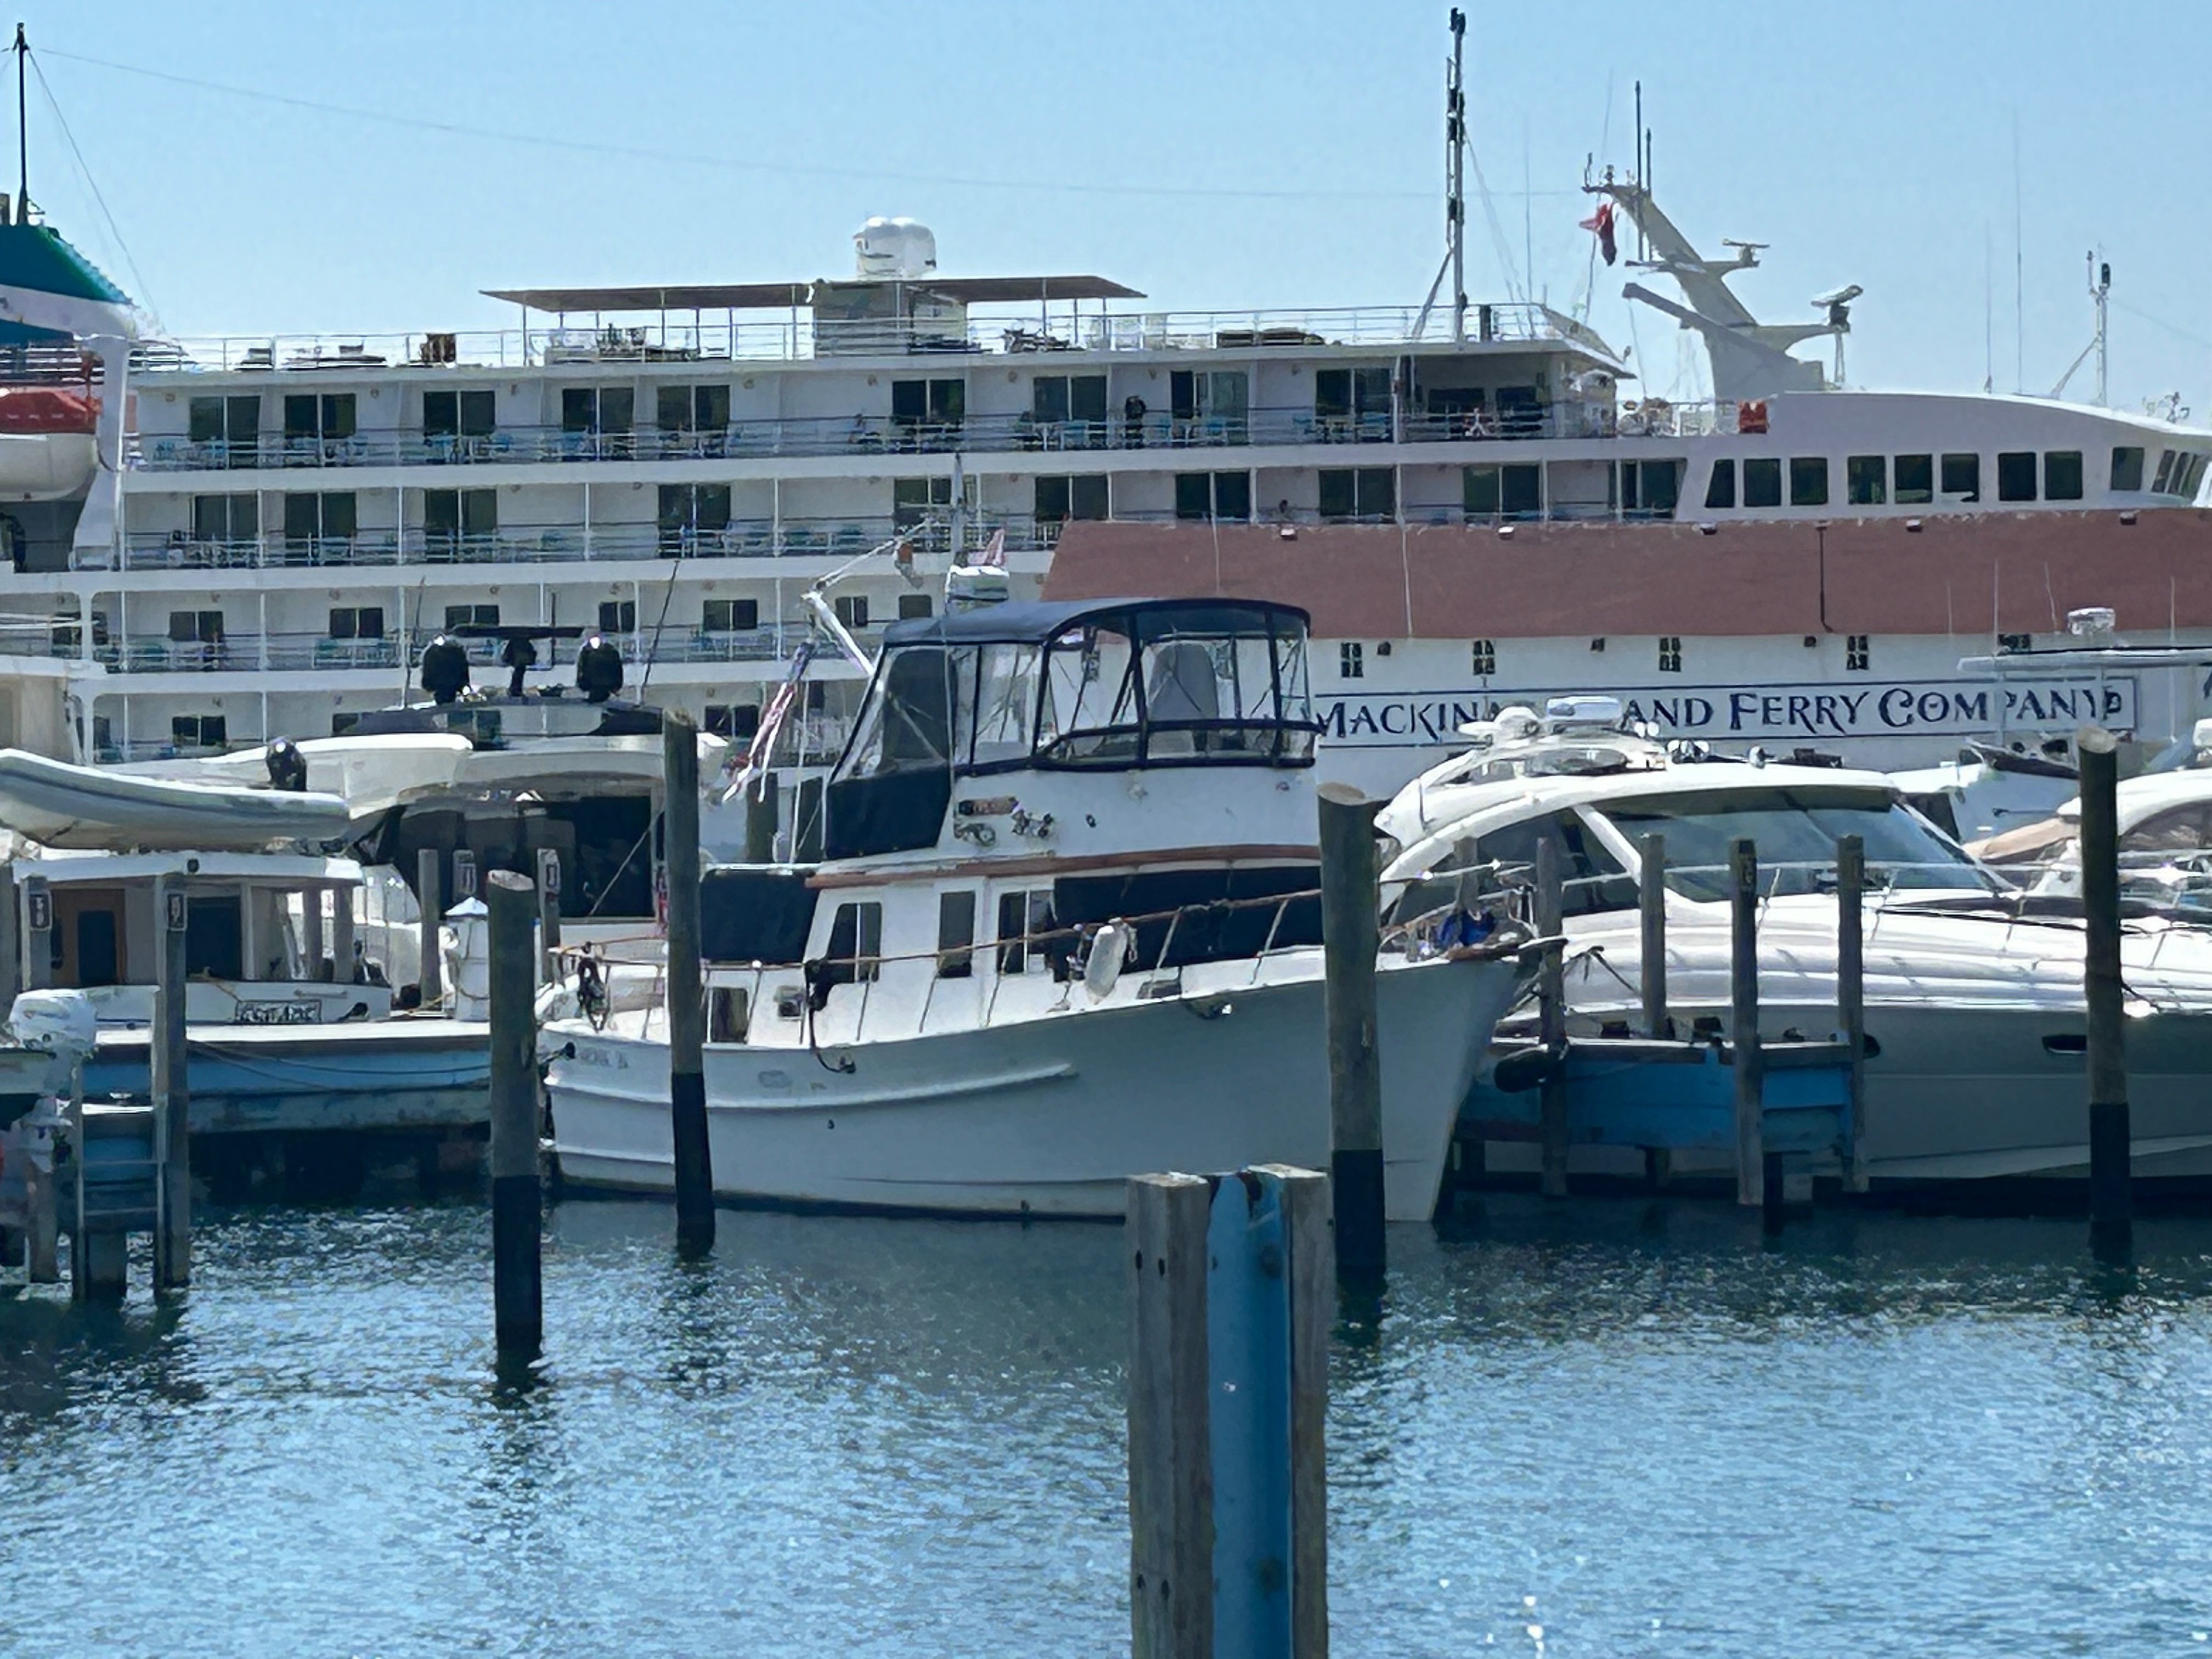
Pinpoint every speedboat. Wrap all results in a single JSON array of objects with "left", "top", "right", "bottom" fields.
[
  {"left": 1379, "top": 698, "right": 2212, "bottom": 1183},
  {"left": 543, "top": 598, "right": 1527, "bottom": 1220}
]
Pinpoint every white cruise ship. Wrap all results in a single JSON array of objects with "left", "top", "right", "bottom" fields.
[{"left": 3, "top": 177, "right": 2210, "bottom": 803}]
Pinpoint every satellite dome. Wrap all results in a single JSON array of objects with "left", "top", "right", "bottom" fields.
[{"left": 854, "top": 216, "right": 938, "bottom": 281}]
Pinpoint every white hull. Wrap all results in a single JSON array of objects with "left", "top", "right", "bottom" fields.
[{"left": 547, "top": 951, "right": 1517, "bottom": 1221}]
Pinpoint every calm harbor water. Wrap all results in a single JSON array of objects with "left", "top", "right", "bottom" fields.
[{"left": 7, "top": 1194, "right": 2212, "bottom": 1655}]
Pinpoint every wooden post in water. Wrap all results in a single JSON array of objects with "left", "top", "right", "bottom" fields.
[
  {"left": 330, "top": 883, "right": 356, "bottom": 984},
  {"left": 1729, "top": 838, "right": 1770, "bottom": 1214},
  {"left": 535, "top": 848, "right": 563, "bottom": 985},
  {"left": 303, "top": 884, "right": 326, "bottom": 981},
  {"left": 486, "top": 871, "right": 542, "bottom": 1353},
  {"left": 416, "top": 848, "right": 443, "bottom": 1011},
  {"left": 1535, "top": 837, "right": 1568, "bottom": 1200},
  {"left": 22, "top": 1061, "right": 64, "bottom": 1283},
  {"left": 744, "top": 772, "right": 780, "bottom": 864},
  {"left": 151, "top": 876, "right": 191, "bottom": 1291},
  {"left": 1638, "top": 834, "right": 1667, "bottom": 1038},
  {"left": 1836, "top": 834, "right": 1868, "bottom": 1193},
  {"left": 1128, "top": 1172, "right": 1212, "bottom": 1659},
  {"left": 1316, "top": 781, "right": 1385, "bottom": 1272},
  {"left": 2079, "top": 728, "right": 2131, "bottom": 1251},
  {"left": 22, "top": 873, "right": 49, "bottom": 990},
  {"left": 0, "top": 864, "right": 19, "bottom": 1012},
  {"left": 664, "top": 712, "right": 714, "bottom": 1254}
]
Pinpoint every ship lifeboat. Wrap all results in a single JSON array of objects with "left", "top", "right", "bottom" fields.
[{"left": 0, "top": 386, "right": 98, "bottom": 501}]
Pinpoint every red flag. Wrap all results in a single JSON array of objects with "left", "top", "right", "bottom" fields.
[{"left": 1578, "top": 200, "right": 1617, "bottom": 266}]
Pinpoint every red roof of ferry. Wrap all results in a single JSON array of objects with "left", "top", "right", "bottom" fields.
[{"left": 1041, "top": 514, "right": 2212, "bottom": 637}]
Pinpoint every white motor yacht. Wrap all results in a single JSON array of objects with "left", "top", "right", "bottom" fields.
[
  {"left": 1379, "top": 699, "right": 2212, "bottom": 1183},
  {"left": 543, "top": 599, "right": 1525, "bottom": 1220}
]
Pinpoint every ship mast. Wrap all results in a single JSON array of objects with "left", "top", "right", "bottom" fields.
[
  {"left": 1412, "top": 10, "right": 1468, "bottom": 342},
  {"left": 14, "top": 22, "right": 26, "bottom": 225}
]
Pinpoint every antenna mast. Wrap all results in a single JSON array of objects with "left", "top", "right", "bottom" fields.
[
  {"left": 2091, "top": 250, "right": 2110, "bottom": 407},
  {"left": 13, "top": 23, "right": 24, "bottom": 225},
  {"left": 1447, "top": 8, "right": 1466, "bottom": 341}
]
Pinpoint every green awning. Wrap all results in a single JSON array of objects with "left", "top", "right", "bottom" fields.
[{"left": 0, "top": 224, "right": 129, "bottom": 306}]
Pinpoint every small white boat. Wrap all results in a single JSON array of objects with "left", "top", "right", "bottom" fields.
[
  {"left": 0, "top": 749, "right": 349, "bottom": 853},
  {"left": 545, "top": 599, "right": 1527, "bottom": 1220},
  {"left": 1380, "top": 697, "right": 2212, "bottom": 1184}
]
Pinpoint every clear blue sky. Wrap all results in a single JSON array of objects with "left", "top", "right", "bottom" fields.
[{"left": 22, "top": 0, "right": 2212, "bottom": 414}]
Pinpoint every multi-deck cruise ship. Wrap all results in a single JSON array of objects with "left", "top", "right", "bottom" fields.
[{"left": 4, "top": 174, "right": 2210, "bottom": 800}]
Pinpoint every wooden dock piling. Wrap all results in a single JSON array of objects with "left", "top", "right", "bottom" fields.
[
  {"left": 1836, "top": 834, "right": 1868, "bottom": 1193},
  {"left": 0, "top": 865, "right": 19, "bottom": 1011},
  {"left": 152, "top": 876, "right": 191, "bottom": 1290},
  {"left": 536, "top": 849, "right": 563, "bottom": 984},
  {"left": 1728, "top": 838, "right": 1771, "bottom": 1214},
  {"left": 1639, "top": 833, "right": 1668, "bottom": 1039},
  {"left": 664, "top": 712, "right": 715, "bottom": 1255},
  {"left": 2078, "top": 729, "right": 2131, "bottom": 1251},
  {"left": 303, "top": 884, "right": 326, "bottom": 981},
  {"left": 330, "top": 884, "right": 356, "bottom": 983},
  {"left": 1316, "top": 781, "right": 1385, "bottom": 1273},
  {"left": 744, "top": 772, "right": 780, "bottom": 864},
  {"left": 1128, "top": 1172, "right": 1212, "bottom": 1659},
  {"left": 1535, "top": 837, "right": 1568, "bottom": 1200},
  {"left": 23, "top": 873, "right": 50, "bottom": 990},
  {"left": 486, "top": 871, "right": 542, "bottom": 1353},
  {"left": 416, "top": 848, "right": 443, "bottom": 1011}
]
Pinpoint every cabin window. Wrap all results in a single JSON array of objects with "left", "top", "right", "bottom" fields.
[
  {"left": 2111, "top": 446, "right": 2145, "bottom": 492},
  {"left": 1846, "top": 634, "right": 1870, "bottom": 672},
  {"left": 1940, "top": 452, "right": 1980, "bottom": 500},
  {"left": 423, "top": 388, "right": 495, "bottom": 439},
  {"left": 1034, "top": 473, "right": 1109, "bottom": 527},
  {"left": 1313, "top": 366, "right": 1390, "bottom": 426},
  {"left": 283, "top": 392, "right": 356, "bottom": 443},
  {"left": 424, "top": 487, "right": 494, "bottom": 552},
  {"left": 445, "top": 603, "right": 499, "bottom": 630},
  {"left": 560, "top": 386, "right": 634, "bottom": 436},
  {"left": 191, "top": 494, "right": 258, "bottom": 544},
  {"left": 1846, "top": 455, "right": 1886, "bottom": 506},
  {"left": 1658, "top": 636, "right": 1683, "bottom": 673},
  {"left": 704, "top": 704, "right": 760, "bottom": 741},
  {"left": 1031, "top": 374, "right": 1109, "bottom": 439},
  {"left": 1742, "top": 457, "right": 1782, "bottom": 509},
  {"left": 1471, "top": 639, "right": 1496, "bottom": 676},
  {"left": 657, "top": 483, "right": 731, "bottom": 548},
  {"left": 328, "top": 605, "right": 383, "bottom": 640},
  {"left": 1621, "top": 460, "right": 1680, "bottom": 518},
  {"left": 1788, "top": 456, "right": 1829, "bottom": 507},
  {"left": 996, "top": 889, "right": 1057, "bottom": 975},
  {"left": 1997, "top": 452, "right": 2037, "bottom": 502},
  {"left": 599, "top": 600, "right": 636, "bottom": 634},
  {"left": 972, "top": 643, "right": 1041, "bottom": 766},
  {"left": 899, "top": 594, "right": 934, "bottom": 621},
  {"left": 2043, "top": 450, "right": 2084, "bottom": 501},
  {"left": 1175, "top": 472, "right": 1251, "bottom": 521},
  {"left": 1319, "top": 468, "right": 1393, "bottom": 522},
  {"left": 833, "top": 595, "right": 870, "bottom": 630},
  {"left": 168, "top": 608, "right": 224, "bottom": 644},
  {"left": 1339, "top": 642, "right": 1364, "bottom": 679},
  {"left": 1472, "top": 811, "right": 1635, "bottom": 918},
  {"left": 656, "top": 383, "right": 730, "bottom": 433},
  {"left": 2120, "top": 804, "right": 2212, "bottom": 855},
  {"left": 1894, "top": 454, "right": 1934, "bottom": 505},
  {"left": 184, "top": 895, "right": 245, "bottom": 982},
  {"left": 891, "top": 377, "right": 964, "bottom": 433},
  {"left": 1465, "top": 464, "right": 1539, "bottom": 517},
  {"left": 819, "top": 901, "right": 883, "bottom": 989},
  {"left": 171, "top": 714, "right": 228, "bottom": 750},
  {"left": 936, "top": 891, "right": 977, "bottom": 979},
  {"left": 702, "top": 599, "right": 759, "bottom": 633},
  {"left": 188, "top": 394, "right": 262, "bottom": 466},
  {"left": 285, "top": 490, "right": 359, "bottom": 549},
  {"left": 1464, "top": 465, "right": 1500, "bottom": 516},
  {"left": 1170, "top": 369, "right": 1250, "bottom": 439},
  {"left": 1703, "top": 459, "right": 1737, "bottom": 510},
  {"left": 2153, "top": 449, "right": 2177, "bottom": 493},
  {"left": 2179, "top": 454, "right": 2210, "bottom": 498}
]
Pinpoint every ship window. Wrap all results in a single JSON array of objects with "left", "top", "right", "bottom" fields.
[
  {"left": 1463, "top": 465, "right": 1500, "bottom": 516},
  {"left": 1034, "top": 474, "right": 1109, "bottom": 526},
  {"left": 424, "top": 487, "right": 495, "bottom": 552},
  {"left": 704, "top": 703, "right": 760, "bottom": 741},
  {"left": 1602, "top": 786, "right": 1995, "bottom": 899},
  {"left": 2044, "top": 450, "right": 2084, "bottom": 501},
  {"left": 971, "top": 643, "right": 1040, "bottom": 766},
  {"left": 1465, "top": 462, "right": 1542, "bottom": 518},
  {"left": 1471, "top": 811, "right": 1635, "bottom": 918},
  {"left": 1846, "top": 634, "right": 1870, "bottom": 672},
  {"left": 899, "top": 594, "right": 934, "bottom": 621},
  {"left": 599, "top": 600, "right": 636, "bottom": 634},
  {"left": 1658, "top": 636, "right": 1683, "bottom": 673},
  {"left": 996, "top": 889, "right": 1057, "bottom": 975},
  {"left": 819, "top": 901, "right": 883, "bottom": 990},
  {"left": 657, "top": 383, "right": 730, "bottom": 433},
  {"left": 328, "top": 605, "right": 384, "bottom": 640},
  {"left": 936, "top": 891, "right": 977, "bottom": 979},
  {"left": 423, "top": 389, "right": 496, "bottom": 439},
  {"left": 891, "top": 378, "right": 964, "bottom": 432},
  {"left": 191, "top": 493, "right": 258, "bottom": 543},
  {"left": 283, "top": 392, "right": 356, "bottom": 442},
  {"left": 1743, "top": 457, "right": 1782, "bottom": 508},
  {"left": 1703, "top": 459, "right": 1737, "bottom": 510},
  {"left": 168, "top": 609, "right": 224, "bottom": 643},
  {"left": 188, "top": 395, "right": 262, "bottom": 466},
  {"left": 284, "top": 491, "right": 358, "bottom": 547},
  {"left": 1997, "top": 451, "right": 2037, "bottom": 501},
  {"left": 1846, "top": 455, "right": 1886, "bottom": 505},
  {"left": 1894, "top": 454, "right": 1934, "bottom": 504},
  {"left": 2153, "top": 449, "right": 2177, "bottom": 493},
  {"left": 2120, "top": 804, "right": 2212, "bottom": 855},
  {"left": 2181, "top": 454, "right": 2210, "bottom": 498},
  {"left": 702, "top": 599, "right": 759, "bottom": 633},
  {"left": 1319, "top": 468, "right": 1393, "bottom": 522},
  {"left": 171, "top": 714, "right": 227, "bottom": 751},
  {"left": 561, "top": 386, "right": 634, "bottom": 435},
  {"left": 1788, "top": 456, "right": 1829, "bottom": 507},
  {"left": 2111, "top": 446, "right": 2145, "bottom": 492},
  {"left": 1941, "top": 452, "right": 1980, "bottom": 500},
  {"left": 1471, "top": 638, "right": 1496, "bottom": 676},
  {"left": 1174, "top": 472, "right": 1250, "bottom": 521},
  {"left": 833, "top": 595, "right": 870, "bottom": 630},
  {"left": 1031, "top": 374, "right": 1108, "bottom": 437},
  {"left": 1623, "top": 460, "right": 1680, "bottom": 518},
  {"left": 444, "top": 603, "right": 499, "bottom": 630},
  {"left": 1339, "top": 641, "right": 1364, "bottom": 679},
  {"left": 658, "top": 483, "right": 731, "bottom": 547}
]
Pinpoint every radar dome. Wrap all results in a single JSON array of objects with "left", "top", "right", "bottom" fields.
[{"left": 854, "top": 216, "right": 938, "bottom": 281}]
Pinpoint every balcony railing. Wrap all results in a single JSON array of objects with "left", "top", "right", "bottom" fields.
[
  {"left": 134, "top": 302, "right": 1587, "bottom": 376},
  {"left": 74, "top": 624, "right": 850, "bottom": 675}
]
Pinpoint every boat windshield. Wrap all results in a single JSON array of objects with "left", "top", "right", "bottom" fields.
[{"left": 1595, "top": 786, "right": 2004, "bottom": 899}]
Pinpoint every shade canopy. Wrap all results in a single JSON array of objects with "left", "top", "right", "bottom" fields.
[{"left": 483, "top": 274, "right": 1143, "bottom": 314}]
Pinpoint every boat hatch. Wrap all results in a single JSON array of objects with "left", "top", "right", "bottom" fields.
[{"left": 825, "top": 598, "right": 1320, "bottom": 859}]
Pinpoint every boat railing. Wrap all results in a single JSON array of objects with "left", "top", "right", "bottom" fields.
[{"left": 134, "top": 302, "right": 1580, "bottom": 377}]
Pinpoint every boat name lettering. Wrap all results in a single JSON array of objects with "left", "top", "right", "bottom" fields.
[
  {"left": 1317, "top": 678, "right": 2138, "bottom": 746},
  {"left": 234, "top": 1002, "right": 321, "bottom": 1026}
]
